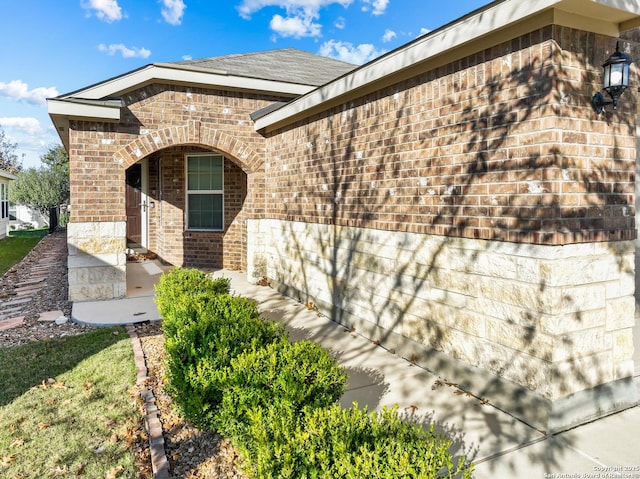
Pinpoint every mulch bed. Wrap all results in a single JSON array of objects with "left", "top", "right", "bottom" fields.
[{"left": 134, "top": 322, "right": 249, "bottom": 479}]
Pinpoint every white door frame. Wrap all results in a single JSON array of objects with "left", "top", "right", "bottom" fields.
[{"left": 140, "top": 158, "right": 149, "bottom": 250}]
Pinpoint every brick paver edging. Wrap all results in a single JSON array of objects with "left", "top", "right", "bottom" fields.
[{"left": 126, "top": 325, "right": 170, "bottom": 479}]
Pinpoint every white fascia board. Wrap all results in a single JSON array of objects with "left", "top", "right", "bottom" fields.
[
  {"left": 47, "top": 98, "right": 121, "bottom": 121},
  {"left": 0, "top": 170, "right": 18, "bottom": 181},
  {"left": 254, "top": 0, "right": 640, "bottom": 132},
  {"left": 62, "top": 64, "right": 315, "bottom": 101}
]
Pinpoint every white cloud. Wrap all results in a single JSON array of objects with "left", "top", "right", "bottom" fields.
[
  {"left": 236, "top": 1, "right": 352, "bottom": 38},
  {"left": 0, "top": 81, "right": 59, "bottom": 107},
  {"left": 182, "top": 54, "right": 193, "bottom": 61},
  {"left": 270, "top": 13, "right": 321, "bottom": 38},
  {"left": 82, "top": 0, "right": 123, "bottom": 22},
  {"left": 382, "top": 29, "right": 396, "bottom": 43},
  {"left": 237, "top": 0, "right": 352, "bottom": 19},
  {"left": 361, "top": 0, "right": 388, "bottom": 15},
  {"left": 0, "top": 117, "right": 44, "bottom": 136},
  {"left": 160, "top": 0, "right": 186, "bottom": 25},
  {"left": 319, "top": 39, "right": 383, "bottom": 65},
  {"left": 419, "top": 27, "right": 430, "bottom": 37},
  {"left": 0, "top": 118, "right": 56, "bottom": 168},
  {"left": 98, "top": 43, "right": 152, "bottom": 59},
  {"left": 334, "top": 16, "right": 345, "bottom": 29}
]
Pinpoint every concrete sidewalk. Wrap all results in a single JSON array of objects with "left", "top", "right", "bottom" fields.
[{"left": 74, "top": 266, "right": 640, "bottom": 477}]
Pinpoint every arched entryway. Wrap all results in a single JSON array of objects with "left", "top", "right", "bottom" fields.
[{"left": 125, "top": 145, "right": 249, "bottom": 271}]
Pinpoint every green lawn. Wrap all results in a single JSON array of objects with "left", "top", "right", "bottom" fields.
[
  {"left": 0, "top": 328, "right": 145, "bottom": 478},
  {"left": 0, "top": 228, "right": 48, "bottom": 276}
]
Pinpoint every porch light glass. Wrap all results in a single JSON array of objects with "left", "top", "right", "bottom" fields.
[{"left": 592, "top": 41, "right": 633, "bottom": 113}]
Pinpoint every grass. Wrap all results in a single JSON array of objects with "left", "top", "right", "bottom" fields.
[
  {"left": 0, "top": 328, "right": 144, "bottom": 479},
  {"left": 0, "top": 228, "right": 48, "bottom": 276}
]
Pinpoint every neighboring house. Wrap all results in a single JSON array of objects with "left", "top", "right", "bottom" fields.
[
  {"left": 48, "top": 0, "right": 640, "bottom": 433},
  {"left": 0, "top": 170, "right": 17, "bottom": 240}
]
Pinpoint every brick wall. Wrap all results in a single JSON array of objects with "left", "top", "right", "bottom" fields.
[
  {"left": 69, "top": 85, "right": 278, "bottom": 282},
  {"left": 251, "top": 25, "right": 640, "bottom": 428},
  {"left": 263, "top": 26, "right": 638, "bottom": 245},
  {"left": 67, "top": 85, "right": 279, "bottom": 299}
]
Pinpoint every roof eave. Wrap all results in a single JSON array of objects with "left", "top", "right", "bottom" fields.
[
  {"left": 55, "top": 64, "right": 316, "bottom": 102},
  {"left": 0, "top": 170, "right": 18, "bottom": 181},
  {"left": 47, "top": 98, "right": 123, "bottom": 150},
  {"left": 48, "top": 65, "right": 318, "bottom": 149},
  {"left": 254, "top": 0, "right": 640, "bottom": 134}
]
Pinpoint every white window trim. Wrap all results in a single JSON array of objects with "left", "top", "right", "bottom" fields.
[
  {"left": 185, "top": 153, "right": 225, "bottom": 232},
  {"left": 0, "top": 183, "right": 8, "bottom": 220}
]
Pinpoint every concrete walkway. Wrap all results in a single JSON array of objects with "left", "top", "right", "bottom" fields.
[{"left": 73, "top": 265, "right": 640, "bottom": 477}]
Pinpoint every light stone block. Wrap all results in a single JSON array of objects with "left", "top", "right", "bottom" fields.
[
  {"left": 485, "top": 317, "right": 555, "bottom": 362},
  {"left": 614, "top": 360, "right": 635, "bottom": 380},
  {"left": 74, "top": 237, "right": 126, "bottom": 256},
  {"left": 69, "top": 283, "right": 125, "bottom": 302},
  {"left": 471, "top": 253, "right": 518, "bottom": 280},
  {"left": 540, "top": 309, "right": 605, "bottom": 335},
  {"left": 561, "top": 284, "right": 606, "bottom": 314},
  {"left": 68, "top": 253, "right": 124, "bottom": 268},
  {"left": 612, "top": 328, "right": 634, "bottom": 363},
  {"left": 551, "top": 352, "right": 614, "bottom": 399},
  {"left": 261, "top": 218, "right": 635, "bottom": 400},
  {"left": 605, "top": 297, "right": 636, "bottom": 331},
  {"left": 72, "top": 265, "right": 126, "bottom": 284},
  {"left": 554, "top": 328, "right": 604, "bottom": 362},
  {"left": 606, "top": 276, "right": 635, "bottom": 299}
]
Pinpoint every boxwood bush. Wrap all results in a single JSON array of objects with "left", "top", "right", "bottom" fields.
[
  {"left": 215, "top": 338, "right": 347, "bottom": 440},
  {"left": 156, "top": 268, "right": 473, "bottom": 478},
  {"left": 158, "top": 270, "right": 284, "bottom": 428},
  {"left": 155, "top": 268, "right": 230, "bottom": 323},
  {"left": 238, "top": 402, "right": 473, "bottom": 479}
]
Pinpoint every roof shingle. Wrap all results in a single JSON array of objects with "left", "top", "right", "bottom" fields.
[{"left": 171, "top": 48, "right": 357, "bottom": 87}]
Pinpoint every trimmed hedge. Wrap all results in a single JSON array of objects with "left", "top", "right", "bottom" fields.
[
  {"left": 156, "top": 268, "right": 474, "bottom": 478},
  {"left": 158, "top": 270, "right": 284, "bottom": 428},
  {"left": 214, "top": 338, "right": 347, "bottom": 441},
  {"left": 155, "top": 268, "right": 230, "bottom": 329},
  {"left": 239, "top": 402, "right": 473, "bottom": 479}
]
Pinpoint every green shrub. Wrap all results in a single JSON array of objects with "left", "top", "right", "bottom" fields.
[
  {"left": 215, "top": 338, "right": 347, "bottom": 440},
  {"left": 155, "top": 268, "right": 230, "bottom": 322},
  {"left": 163, "top": 294, "right": 285, "bottom": 428},
  {"left": 156, "top": 268, "right": 473, "bottom": 478},
  {"left": 239, "top": 402, "right": 473, "bottom": 479}
]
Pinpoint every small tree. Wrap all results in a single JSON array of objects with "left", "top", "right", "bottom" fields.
[
  {"left": 9, "top": 145, "right": 69, "bottom": 217},
  {"left": 40, "top": 144, "right": 69, "bottom": 178},
  {"left": 0, "top": 128, "right": 22, "bottom": 174}
]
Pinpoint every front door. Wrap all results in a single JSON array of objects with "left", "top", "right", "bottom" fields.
[{"left": 126, "top": 163, "right": 142, "bottom": 247}]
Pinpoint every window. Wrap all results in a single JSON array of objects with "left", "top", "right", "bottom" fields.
[
  {"left": 186, "top": 154, "right": 224, "bottom": 230},
  {"left": 0, "top": 183, "right": 8, "bottom": 220}
]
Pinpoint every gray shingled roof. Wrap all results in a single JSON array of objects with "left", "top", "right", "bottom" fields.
[{"left": 171, "top": 48, "right": 357, "bottom": 87}]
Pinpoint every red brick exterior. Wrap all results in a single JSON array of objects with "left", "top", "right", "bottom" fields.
[
  {"left": 66, "top": 26, "right": 638, "bottom": 271},
  {"left": 263, "top": 26, "right": 638, "bottom": 245},
  {"left": 67, "top": 85, "right": 280, "bottom": 269}
]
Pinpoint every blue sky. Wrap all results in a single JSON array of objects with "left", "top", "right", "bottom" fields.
[{"left": 0, "top": 0, "right": 489, "bottom": 169}]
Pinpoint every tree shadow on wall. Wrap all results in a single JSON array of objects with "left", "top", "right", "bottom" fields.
[{"left": 268, "top": 30, "right": 638, "bottom": 473}]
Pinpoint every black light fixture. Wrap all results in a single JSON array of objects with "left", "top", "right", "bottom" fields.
[{"left": 592, "top": 41, "right": 633, "bottom": 114}]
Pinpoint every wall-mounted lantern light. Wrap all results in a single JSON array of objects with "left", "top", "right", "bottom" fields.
[{"left": 592, "top": 41, "right": 633, "bottom": 114}]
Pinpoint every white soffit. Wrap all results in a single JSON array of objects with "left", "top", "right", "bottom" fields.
[
  {"left": 254, "top": 0, "right": 640, "bottom": 133},
  {"left": 0, "top": 170, "right": 18, "bottom": 181},
  {"left": 47, "top": 98, "right": 122, "bottom": 122}
]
